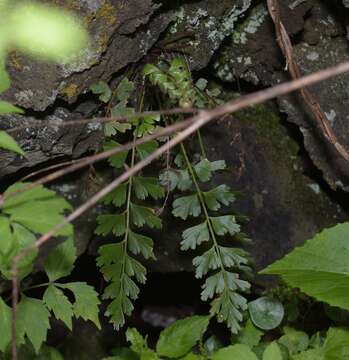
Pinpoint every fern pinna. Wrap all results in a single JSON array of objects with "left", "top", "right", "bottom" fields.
[
  {"left": 146, "top": 58, "right": 252, "bottom": 333},
  {"left": 94, "top": 78, "right": 164, "bottom": 329}
]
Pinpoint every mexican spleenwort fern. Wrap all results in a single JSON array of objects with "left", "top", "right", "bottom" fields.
[
  {"left": 0, "top": 183, "right": 100, "bottom": 354},
  {"left": 145, "top": 58, "right": 252, "bottom": 333},
  {"left": 94, "top": 78, "right": 164, "bottom": 329}
]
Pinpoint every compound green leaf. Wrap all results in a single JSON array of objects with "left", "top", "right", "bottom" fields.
[
  {"left": 43, "top": 285, "right": 73, "bottom": 330},
  {"left": 261, "top": 223, "right": 349, "bottom": 310},
  {"left": 210, "top": 216, "right": 240, "bottom": 236},
  {"left": 130, "top": 203, "right": 162, "bottom": 229},
  {"left": 248, "top": 297, "right": 284, "bottom": 331},
  {"left": 156, "top": 315, "right": 210, "bottom": 358},
  {"left": 193, "top": 247, "right": 219, "bottom": 279},
  {"left": 203, "top": 185, "right": 236, "bottom": 211},
  {"left": 181, "top": 221, "right": 209, "bottom": 250},
  {"left": 95, "top": 213, "right": 126, "bottom": 237},
  {"left": 17, "top": 296, "right": 50, "bottom": 353},
  {"left": 0, "top": 131, "right": 24, "bottom": 155},
  {"left": 133, "top": 176, "right": 164, "bottom": 200},
  {"left": 172, "top": 194, "right": 201, "bottom": 220},
  {"left": 61, "top": 282, "right": 101, "bottom": 329}
]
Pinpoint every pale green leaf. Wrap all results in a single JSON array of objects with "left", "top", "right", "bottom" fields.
[
  {"left": 203, "top": 185, "right": 236, "bottom": 211},
  {"left": 172, "top": 194, "right": 201, "bottom": 220},
  {"left": 261, "top": 223, "right": 349, "bottom": 310},
  {"left": 210, "top": 215, "right": 240, "bottom": 236},
  {"left": 156, "top": 315, "right": 210, "bottom": 358},
  {"left": 61, "top": 282, "right": 101, "bottom": 329},
  {"left": 323, "top": 327, "right": 349, "bottom": 359},
  {"left": 90, "top": 81, "right": 111, "bottom": 103},
  {"left": 0, "top": 297, "right": 11, "bottom": 352},
  {"left": 10, "top": 3, "right": 88, "bottom": 62},
  {"left": 0, "top": 216, "right": 13, "bottom": 255},
  {"left": 181, "top": 221, "right": 209, "bottom": 250},
  {"left": 194, "top": 159, "right": 226, "bottom": 183},
  {"left": 248, "top": 297, "right": 284, "bottom": 330},
  {"left": 278, "top": 327, "right": 309, "bottom": 354},
  {"left": 263, "top": 342, "right": 283, "bottom": 360},
  {"left": 211, "top": 344, "right": 258, "bottom": 360},
  {"left": 0, "top": 131, "right": 24, "bottom": 155},
  {"left": 17, "top": 296, "right": 50, "bottom": 353},
  {"left": 159, "top": 169, "right": 192, "bottom": 192},
  {"left": 43, "top": 285, "right": 73, "bottom": 330},
  {"left": 133, "top": 176, "right": 164, "bottom": 200},
  {"left": 44, "top": 236, "right": 76, "bottom": 282}
]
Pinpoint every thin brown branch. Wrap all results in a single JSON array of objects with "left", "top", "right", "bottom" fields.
[
  {"left": 10, "top": 58, "right": 349, "bottom": 358},
  {"left": 267, "top": 0, "right": 349, "bottom": 162}
]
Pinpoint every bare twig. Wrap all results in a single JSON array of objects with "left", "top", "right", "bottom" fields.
[
  {"left": 267, "top": 0, "right": 349, "bottom": 162},
  {"left": 10, "top": 57, "right": 349, "bottom": 359}
]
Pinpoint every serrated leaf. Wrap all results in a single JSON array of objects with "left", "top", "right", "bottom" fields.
[
  {"left": 194, "top": 159, "right": 226, "bottom": 183},
  {"left": 128, "top": 230, "right": 155, "bottom": 259},
  {"left": 263, "top": 342, "right": 283, "bottom": 360},
  {"left": 323, "top": 327, "right": 349, "bottom": 359},
  {"left": 181, "top": 221, "right": 209, "bottom": 250},
  {"left": 133, "top": 176, "right": 164, "bottom": 200},
  {"left": 122, "top": 274, "right": 140, "bottom": 300},
  {"left": 62, "top": 282, "right": 101, "bottom": 329},
  {"left": 156, "top": 315, "right": 210, "bottom": 358},
  {"left": 261, "top": 223, "right": 349, "bottom": 310},
  {"left": 102, "top": 183, "right": 128, "bottom": 207},
  {"left": 193, "top": 247, "right": 220, "bottom": 279},
  {"left": 134, "top": 114, "right": 160, "bottom": 137},
  {"left": 130, "top": 203, "right": 162, "bottom": 229},
  {"left": 43, "top": 285, "right": 73, "bottom": 330},
  {"left": 0, "top": 297, "right": 11, "bottom": 352},
  {"left": 0, "top": 131, "right": 24, "bottom": 154},
  {"left": 210, "top": 290, "right": 248, "bottom": 333},
  {"left": 203, "top": 185, "right": 236, "bottom": 211},
  {"left": 159, "top": 169, "right": 192, "bottom": 192},
  {"left": 210, "top": 215, "right": 240, "bottom": 236},
  {"left": 17, "top": 296, "right": 50, "bottom": 353},
  {"left": 0, "top": 102, "right": 23, "bottom": 115},
  {"left": 125, "top": 255, "right": 147, "bottom": 283},
  {"left": 103, "top": 140, "right": 129, "bottom": 168},
  {"left": 126, "top": 328, "right": 158, "bottom": 360},
  {"left": 116, "top": 78, "right": 135, "bottom": 103},
  {"left": 3, "top": 185, "right": 72, "bottom": 236},
  {"left": 211, "top": 345, "right": 258, "bottom": 360},
  {"left": 172, "top": 194, "right": 201, "bottom": 220},
  {"left": 105, "top": 120, "right": 132, "bottom": 137},
  {"left": 97, "top": 243, "right": 124, "bottom": 282},
  {"left": 44, "top": 236, "right": 76, "bottom": 282},
  {"left": 219, "top": 246, "right": 249, "bottom": 269},
  {"left": 195, "top": 78, "right": 208, "bottom": 91},
  {"left": 248, "top": 297, "right": 284, "bottom": 331},
  {"left": 136, "top": 140, "right": 158, "bottom": 160},
  {"left": 233, "top": 319, "right": 263, "bottom": 348},
  {"left": 95, "top": 213, "right": 126, "bottom": 237},
  {"left": 90, "top": 81, "right": 111, "bottom": 103}
]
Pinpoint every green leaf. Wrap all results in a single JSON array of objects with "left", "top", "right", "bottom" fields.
[
  {"left": 203, "top": 185, "right": 236, "bottom": 211},
  {"left": 0, "top": 216, "right": 13, "bottom": 255},
  {"left": 90, "top": 81, "right": 111, "bottom": 103},
  {"left": 44, "top": 236, "right": 76, "bottom": 282},
  {"left": 0, "top": 297, "right": 11, "bottom": 352},
  {"left": 233, "top": 319, "right": 264, "bottom": 348},
  {"left": 196, "top": 78, "right": 208, "bottom": 91},
  {"left": 0, "top": 101, "right": 24, "bottom": 115},
  {"left": 133, "top": 176, "right": 165, "bottom": 200},
  {"left": 135, "top": 115, "right": 160, "bottom": 137},
  {"left": 194, "top": 159, "right": 226, "bottom": 183},
  {"left": 61, "top": 282, "right": 101, "bottom": 329},
  {"left": 95, "top": 213, "right": 126, "bottom": 237},
  {"left": 323, "top": 327, "right": 349, "bottom": 359},
  {"left": 292, "top": 348, "right": 324, "bottom": 360},
  {"left": 43, "top": 285, "right": 73, "bottom": 330},
  {"left": 210, "top": 215, "right": 240, "bottom": 236},
  {"left": 263, "top": 342, "right": 283, "bottom": 360},
  {"left": 102, "top": 183, "right": 128, "bottom": 207},
  {"left": 180, "top": 353, "right": 200, "bottom": 360},
  {"left": 248, "top": 297, "right": 284, "bottom": 330},
  {"left": 136, "top": 140, "right": 158, "bottom": 160},
  {"left": 261, "top": 223, "right": 349, "bottom": 311},
  {"left": 128, "top": 230, "right": 155, "bottom": 259},
  {"left": 0, "top": 131, "right": 24, "bottom": 155},
  {"left": 126, "top": 328, "right": 158, "bottom": 360},
  {"left": 116, "top": 78, "right": 135, "bottom": 103},
  {"left": 159, "top": 169, "right": 192, "bottom": 192},
  {"left": 172, "top": 194, "right": 201, "bottom": 220},
  {"left": 130, "top": 203, "right": 162, "bottom": 229},
  {"left": 103, "top": 140, "right": 129, "bottom": 169},
  {"left": 17, "top": 296, "right": 50, "bottom": 353},
  {"left": 193, "top": 248, "right": 219, "bottom": 279},
  {"left": 278, "top": 327, "right": 309, "bottom": 354},
  {"left": 3, "top": 184, "right": 72, "bottom": 236},
  {"left": 156, "top": 315, "right": 210, "bottom": 358},
  {"left": 211, "top": 344, "right": 258, "bottom": 360},
  {"left": 181, "top": 221, "right": 210, "bottom": 250},
  {"left": 10, "top": 3, "right": 88, "bottom": 62}
]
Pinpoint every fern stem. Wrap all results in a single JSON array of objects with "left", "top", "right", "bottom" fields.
[{"left": 197, "top": 129, "right": 207, "bottom": 159}]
